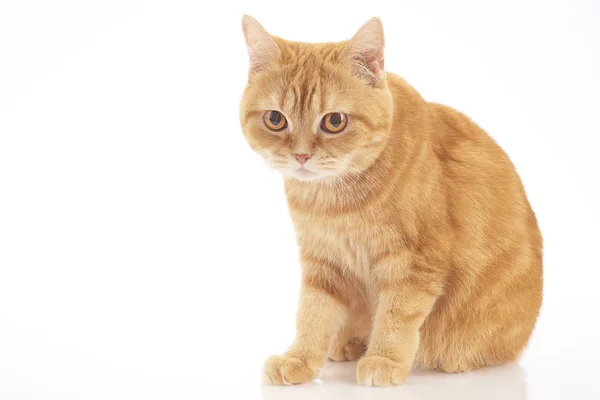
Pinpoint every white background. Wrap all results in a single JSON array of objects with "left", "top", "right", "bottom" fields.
[{"left": 1, "top": 0, "right": 599, "bottom": 399}]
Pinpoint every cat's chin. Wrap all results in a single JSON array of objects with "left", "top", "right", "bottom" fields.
[
  {"left": 284, "top": 168, "right": 327, "bottom": 182},
  {"left": 290, "top": 169, "right": 321, "bottom": 182}
]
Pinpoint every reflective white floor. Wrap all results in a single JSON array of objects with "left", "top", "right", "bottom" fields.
[
  {"left": 262, "top": 362, "right": 527, "bottom": 400},
  {"left": 0, "top": 301, "right": 598, "bottom": 399}
]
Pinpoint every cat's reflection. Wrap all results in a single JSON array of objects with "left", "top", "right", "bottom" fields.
[{"left": 261, "top": 362, "right": 526, "bottom": 400}]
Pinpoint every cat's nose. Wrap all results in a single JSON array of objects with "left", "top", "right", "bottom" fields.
[{"left": 293, "top": 153, "right": 312, "bottom": 164}]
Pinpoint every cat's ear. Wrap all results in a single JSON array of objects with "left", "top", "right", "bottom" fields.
[
  {"left": 242, "top": 15, "right": 280, "bottom": 74},
  {"left": 343, "top": 17, "right": 385, "bottom": 85}
]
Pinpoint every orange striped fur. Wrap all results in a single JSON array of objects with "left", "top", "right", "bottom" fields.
[{"left": 239, "top": 15, "right": 543, "bottom": 386}]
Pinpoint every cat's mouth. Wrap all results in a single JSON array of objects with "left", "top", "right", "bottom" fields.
[{"left": 294, "top": 166, "right": 318, "bottom": 180}]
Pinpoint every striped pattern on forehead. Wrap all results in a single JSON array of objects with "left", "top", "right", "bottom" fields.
[{"left": 274, "top": 39, "right": 349, "bottom": 115}]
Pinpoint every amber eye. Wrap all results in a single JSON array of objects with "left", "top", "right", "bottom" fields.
[
  {"left": 321, "top": 112, "right": 347, "bottom": 133},
  {"left": 263, "top": 111, "right": 287, "bottom": 131}
]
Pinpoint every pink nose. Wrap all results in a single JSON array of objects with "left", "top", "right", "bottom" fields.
[{"left": 293, "top": 153, "right": 312, "bottom": 164}]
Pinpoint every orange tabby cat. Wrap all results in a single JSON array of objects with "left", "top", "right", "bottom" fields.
[{"left": 239, "top": 15, "right": 543, "bottom": 386}]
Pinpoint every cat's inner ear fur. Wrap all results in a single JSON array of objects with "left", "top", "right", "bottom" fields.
[
  {"left": 242, "top": 15, "right": 280, "bottom": 74},
  {"left": 343, "top": 17, "right": 386, "bottom": 86}
]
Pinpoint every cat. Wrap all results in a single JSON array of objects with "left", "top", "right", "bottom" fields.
[{"left": 239, "top": 15, "right": 543, "bottom": 386}]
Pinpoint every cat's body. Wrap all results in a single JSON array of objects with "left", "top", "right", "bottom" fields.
[
  {"left": 240, "top": 16, "right": 542, "bottom": 386},
  {"left": 286, "top": 73, "right": 542, "bottom": 372}
]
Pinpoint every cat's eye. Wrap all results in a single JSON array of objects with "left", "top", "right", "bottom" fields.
[
  {"left": 263, "top": 111, "right": 287, "bottom": 131},
  {"left": 321, "top": 112, "right": 347, "bottom": 133}
]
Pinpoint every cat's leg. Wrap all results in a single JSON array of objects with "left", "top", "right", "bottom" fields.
[
  {"left": 329, "top": 336, "right": 367, "bottom": 362},
  {"left": 357, "top": 253, "right": 444, "bottom": 386},
  {"left": 264, "top": 254, "right": 349, "bottom": 385},
  {"left": 328, "top": 307, "right": 370, "bottom": 361}
]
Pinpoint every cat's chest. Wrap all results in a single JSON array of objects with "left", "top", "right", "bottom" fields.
[{"left": 297, "top": 217, "right": 379, "bottom": 283}]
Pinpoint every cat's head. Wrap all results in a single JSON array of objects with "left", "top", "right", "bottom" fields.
[{"left": 239, "top": 16, "right": 393, "bottom": 182}]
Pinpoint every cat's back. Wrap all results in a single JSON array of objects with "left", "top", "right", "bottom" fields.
[
  {"left": 429, "top": 100, "right": 538, "bottom": 233},
  {"left": 385, "top": 73, "right": 540, "bottom": 254},
  {"left": 385, "top": 73, "right": 525, "bottom": 208},
  {"left": 386, "top": 72, "right": 516, "bottom": 175},
  {"left": 423, "top": 96, "right": 542, "bottom": 258}
]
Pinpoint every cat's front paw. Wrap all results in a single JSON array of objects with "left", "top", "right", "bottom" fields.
[
  {"left": 357, "top": 355, "right": 410, "bottom": 386},
  {"left": 263, "top": 355, "right": 317, "bottom": 385}
]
